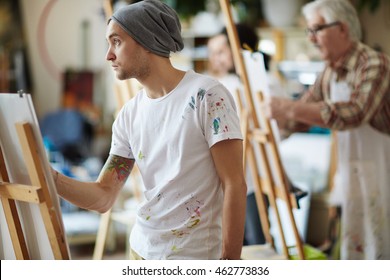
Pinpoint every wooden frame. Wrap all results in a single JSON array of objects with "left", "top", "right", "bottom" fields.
[
  {"left": 92, "top": 0, "right": 142, "bottom": 260},
  {"left": 0, "top": 93, "right": 70, "bottom": 260},
  {"left": 0, "top": 123, "right": 69, "bottom": 260},
  {"left": 219, "top": 0, "right": 305, "bottom": 259}
]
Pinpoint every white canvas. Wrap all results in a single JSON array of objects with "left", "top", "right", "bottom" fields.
[{"left": 0, "top": 93, "right": 69, "bottom": 259}]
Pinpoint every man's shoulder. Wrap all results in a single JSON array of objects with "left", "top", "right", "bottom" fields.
[
  {"left": 185, "top": 70, "right": 224, "bottom": 91},
  {"left": 342, "top": 42, "right": 390, "bottom": 73},
  {"left": 356, "top": 42, "right": 390, "bottom": 62}
]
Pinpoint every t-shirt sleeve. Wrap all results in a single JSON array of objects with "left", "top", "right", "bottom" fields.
[
  {"left": 109, "top": 106, "right": 135, "bottom": 159},
  {"left": 199, "top": 84, "right": 243, "bottom": 147}
]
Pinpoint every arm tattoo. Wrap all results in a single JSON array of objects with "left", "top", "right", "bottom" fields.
[{"left": 106, "top": 155, "right": 134, "bottom": 182}]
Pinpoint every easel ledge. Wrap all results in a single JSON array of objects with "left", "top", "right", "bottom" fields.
[{"left": 0, "top": 122, "right": 69, "bottom": 260}]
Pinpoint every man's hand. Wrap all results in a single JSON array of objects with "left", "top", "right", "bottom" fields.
[{"left": 264, "top": 96, "right": 293, "bottom": 128}]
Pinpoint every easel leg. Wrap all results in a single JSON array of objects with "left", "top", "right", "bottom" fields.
[
  {"left": 93, "top": 209, "right": 112, "bottom": 260},
  {"left": 0, "top": 147, "right": 30, "bottom": 260}
]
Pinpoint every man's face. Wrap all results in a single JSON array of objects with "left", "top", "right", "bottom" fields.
[
  {"left": 306, "top": 13, "right": 346, "bottom": 63},
  {"left": 105, "top": 21, "right": 150, "bottom": 80}
]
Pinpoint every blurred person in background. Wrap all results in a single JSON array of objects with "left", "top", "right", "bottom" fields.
[{"left": 207, "top": 23, "right": 286, "bottom": 246}]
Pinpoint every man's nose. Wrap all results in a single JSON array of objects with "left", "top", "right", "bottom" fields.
[
  {"left": 106, "top": 49, "right": 115, "bottom": 61},
  {"left": 308, "top": 33, "right": 317, "bottom": 43}
]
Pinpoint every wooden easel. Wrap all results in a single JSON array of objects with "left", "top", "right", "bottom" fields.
[
  {"left": 92, "top": 69, "right": 143, "bottom": 260},
  {"left": 219, "top": 0, "right": 305, "bottom": 259},
  {"left": 93, "top": 0, "right": 142, "bottom": 260},
  {"left": 0, "top": 122, "right": 69, "bottom": 260},
  {"left": 113, "top": 79, "right": 142, "bottom": 116}
]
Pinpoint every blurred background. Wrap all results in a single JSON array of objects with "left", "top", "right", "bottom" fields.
[{"left": 1, "top": 0, "right": 389, "bottom": 259}]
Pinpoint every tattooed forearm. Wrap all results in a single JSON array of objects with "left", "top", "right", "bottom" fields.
[{"left": 105, "top": 155, "right": 134, "bottom": 182}]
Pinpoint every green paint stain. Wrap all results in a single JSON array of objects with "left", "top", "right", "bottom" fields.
[
  {"left": 213, "top": 118, "right": 221, "bottom": 134},
  {"left": 138, "top": 151, "right": 145, "bottom": 160},
  {"left": 187, "top": 219, "right": 200, "bottom": 228},
  {"left": 197, "top": 88, "right": 206, "bottom": 101}
]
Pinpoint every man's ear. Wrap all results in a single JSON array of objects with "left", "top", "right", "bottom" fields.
[{"left": 339, "top": 22, "right": 350, "bottom": 38}]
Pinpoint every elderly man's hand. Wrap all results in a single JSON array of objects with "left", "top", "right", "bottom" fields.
[{"left": 264, "top": 96, "right": 293, "bottom": 128}]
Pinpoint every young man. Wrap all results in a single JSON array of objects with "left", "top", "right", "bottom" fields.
[
  {"left": 265, "top": 0, "right": 390, "bottom": 259},
  {"left": 53, "top": 0, "right": 247, "bottom": 260}
]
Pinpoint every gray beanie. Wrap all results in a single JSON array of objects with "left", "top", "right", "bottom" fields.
[{"left": 110, "top": 0, "right": 184, "bottom": 57}]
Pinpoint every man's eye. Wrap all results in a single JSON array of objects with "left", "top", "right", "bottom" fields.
[{"left": 113, "top": 39, "right": 120, "bottom": 46}]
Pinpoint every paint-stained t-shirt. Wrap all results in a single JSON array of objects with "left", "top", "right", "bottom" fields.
[{"left": 110, "top": 70, "right": 242, "bottom": 259}]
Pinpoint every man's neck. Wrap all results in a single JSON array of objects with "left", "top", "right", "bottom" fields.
[
  {"left": 329, "top": 40, "right": 355, "bottom": 69},
  {"left": 142, "top": 66, "right": 186, "bottom": 99}
]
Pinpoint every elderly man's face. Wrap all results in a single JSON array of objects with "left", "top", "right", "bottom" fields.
[{"left": 306, "top": 13, "right": 348, "bottom": 64}]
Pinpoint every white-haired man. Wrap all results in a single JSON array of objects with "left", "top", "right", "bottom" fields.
[{"left": 266, "top": 0, "right": 390, "bottom": 259}]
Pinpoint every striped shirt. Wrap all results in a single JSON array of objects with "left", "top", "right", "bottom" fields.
[{"left": 300, "top": 42, "right": 390, "bottom": 135}]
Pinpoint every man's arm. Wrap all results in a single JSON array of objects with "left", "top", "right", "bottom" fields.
[
  {"left": 54, "top": 154, "right": 135, "bottom": 213},
  {"left": 210, "top": 139, "right": 247, "bottom": 260},
  {"left": 265, "top": 96, "right": 327, "bottom": 129}
]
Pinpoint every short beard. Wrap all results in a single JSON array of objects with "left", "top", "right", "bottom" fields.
[
  {"left": 116, "top": 70, "right": 130, "bottom": 81},
  {"left": 116, "top": 60, "right": 150, "bottom": 81}
]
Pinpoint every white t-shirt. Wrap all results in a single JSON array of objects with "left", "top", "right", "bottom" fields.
[{"left": 110, "top": 70, "right": 242, "bottom": 259}]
